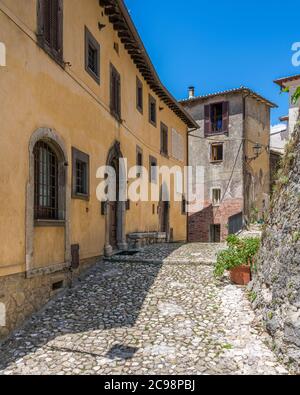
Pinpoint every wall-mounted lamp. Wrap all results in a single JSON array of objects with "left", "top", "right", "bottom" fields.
[{"left": 246, "top": 142, "right": 263, "bottom": 163}]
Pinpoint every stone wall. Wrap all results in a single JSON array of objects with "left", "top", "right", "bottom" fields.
[
  {"left": 0, "top": 257, "right": 101, "bottom": 340},
  {"left": 250, "top": 116, "right": 300, "bottom": 373}
]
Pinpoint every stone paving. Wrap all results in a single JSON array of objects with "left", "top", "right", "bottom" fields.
[{"left": 0, "top": 243, "right": 289, "bottom": 375}]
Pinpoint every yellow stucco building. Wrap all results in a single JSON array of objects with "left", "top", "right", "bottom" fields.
[{"left": 0, "top": 0, "right": 197, "bottom": 338}]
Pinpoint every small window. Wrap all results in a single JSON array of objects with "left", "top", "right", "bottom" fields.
[
  {"left": 136, "top": 77, "right": 143, "bottom": 113},
  {"left": 212, "top": 188, "right": 221, "bottom": 206},
  {"left": 211, "top": 143, "right": 223, "bottom": 162},
  {"left": 149, "top": 155, "right": 157, "bottom": 183},
  {"left": 37, "top": 0, "right": 63, "bottom": 64},
  {"left": 149, "top": 95, "right": 157, "bottom": 126},
  {"left": 211, "top": 103, "right": 223, "bottom": 133},
  {"left": 85, "top": 27, "right": 100, "bottom": 83},
  {"left": 72, "top": 148, "right": 89, "bottom": 200},
  {"left": 160, "top": 123, "right": 169, "bottom": 156},
  {"left": 136, "top": 146, "right": 143, "bottom": 177},
  {"left": 182, "top": 195, "right": 187, "bottom": 215},
  {"left": 204, "top": 102, "right": 229, "bottom": 135},
  {"left": 110, "top": 63, "right": 121, "bottom": 121}
]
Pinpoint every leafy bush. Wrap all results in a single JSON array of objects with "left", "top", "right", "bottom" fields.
[{"left": 214, "top": 236, "right": 261, "bottom": 278}]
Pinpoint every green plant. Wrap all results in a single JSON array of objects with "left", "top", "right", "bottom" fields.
[
  {"left": 292, "top": 231, "right": 300, "bottom": 243},
  {"left": 292, "top": 87, "right": 300, "bottom": 105},
  {"left": 214, "top": 236, "right": 261, "bottom": 278}
]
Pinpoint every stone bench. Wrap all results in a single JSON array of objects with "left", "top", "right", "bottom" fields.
[{"left": 127, "top": 232, "right": 167, "bottom": 250}]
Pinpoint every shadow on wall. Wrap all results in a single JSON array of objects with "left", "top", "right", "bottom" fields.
[
  {"left": 188, "top": 205, "right": 214, "bottom": 243},
  {"left": 0, "top": 245, "right": 183, "bottom": 370}
]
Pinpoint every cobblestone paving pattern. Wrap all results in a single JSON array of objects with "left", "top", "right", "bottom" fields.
[{"left": 0, "top": 244, "right": 288, "bottom": 375}]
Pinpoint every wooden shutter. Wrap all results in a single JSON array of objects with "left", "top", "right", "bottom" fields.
[
  {"left": 222, "top": 101, "right": 229, "bottom": 133},
  {"left": 110, "top": 65, "right": 114, "bottom": 114},
  {"left": 56, "top": 0, "right": 63, "bottom": 58},
  {"left": 117, "top": 71, "right": 121, "bottom": 119},
  {"left": 43, "top": 0, "right": 51, "bottom": 45},
  {"left": 204, "top": 105, "right": 211, "bottom": 135}
]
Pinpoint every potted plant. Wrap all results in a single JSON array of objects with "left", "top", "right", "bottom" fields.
[{"left": 214, "top": 235, "right": 260, "bottom": 285}]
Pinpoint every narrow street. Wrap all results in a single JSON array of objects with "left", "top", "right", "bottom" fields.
[{"left": 0, "top": 244, "right": 288, "bottom": 375}]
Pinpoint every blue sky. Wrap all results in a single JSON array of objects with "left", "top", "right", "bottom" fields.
[{"left": 124, "top": 0, "right": 300, "bottom": 125}]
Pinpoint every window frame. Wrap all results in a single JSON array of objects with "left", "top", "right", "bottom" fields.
[
  {"left": 85, "top": 27, "right": 100, "bottom": 84},
  {"left": 34, "top": 141, "right": 59, "bottom": 221},
  {"left": 210, "top": 143, "right": 224, "bottom": 163},
  {"left": 212, "top": 188, "right": 222, "bottom": 206},
  {"left": 136, "top": 77, "right": 143, "bottom": 114},
  {"left": 149, "top": 155, "right": 158, "bottom": 184},
  {"left": 37, "top": 0, "right": 64, "bottom": 67},
  {"left": 160, "top": 122, "right": 169, "bottom": 157},
  {"left": 110, "top": 63, "right": 121, "bottom": 121},
  {"left": 204, "top": 101, "right": 229, "bottom": 136},
  {"left": 72, "top": 147, "right": 90, "bottom": 201},
  {"left": 136, "top": 146, "right": 143, "bottom": 178},
  {"left": 149, "top": 94, "right": 157, "bottom": 127}
]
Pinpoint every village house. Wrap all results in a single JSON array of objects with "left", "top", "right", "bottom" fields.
[
  {"left": 0, "top": 0, "right": 197, "bottom": 338},
  {"left": 181, "top": 87, "right": 276, "bottom": 243},
  {"left": 274, "top": 74, "right": 300, "bottom": 136}
]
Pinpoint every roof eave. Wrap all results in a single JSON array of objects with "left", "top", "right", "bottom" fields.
[{"left": 100, "top": 0, "right": 198, "bottom": 129}]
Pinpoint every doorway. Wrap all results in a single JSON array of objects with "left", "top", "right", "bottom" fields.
[
  {"left": 109, "top": 157, "right": 119, "bottom": 249},
  {"left": 210, "top": 224, "right": 221, "bottom": 243},
  {"left": 105, "top": 141, "right": 127, "bottom": 256}
]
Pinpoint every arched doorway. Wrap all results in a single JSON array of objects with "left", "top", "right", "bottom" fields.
[{"left": 104, "top": 141, "right": 127, "bottom": 256}]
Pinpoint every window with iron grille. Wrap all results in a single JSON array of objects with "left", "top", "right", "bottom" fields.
[
  {"left": 34, "top": 141, "right": 59, "bottom": 220},
  {"left": 72, "top": 148, "right": 89, "bottom": 200},
  {"left": 160, "top": 122, "right": 169, "bottom": 156},
  {"left": 37, "top": 0, "right": 63, "bottom": 64},
  {"left": 85, "top": 27, "right": 100, "bottom": 83},
  {"left": 110, "top": 63, "right": 121, "bottom": 121}
]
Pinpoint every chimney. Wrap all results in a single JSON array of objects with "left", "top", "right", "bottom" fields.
[{"left": 188, "top": 86, "right": 195, "bottom": 99}]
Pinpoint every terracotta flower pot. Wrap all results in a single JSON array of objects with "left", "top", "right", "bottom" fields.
[{"left": 229, "top": 265, "right": 251, "bottom": 286}]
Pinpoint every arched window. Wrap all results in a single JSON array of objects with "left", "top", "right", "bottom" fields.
[{"left": 34, "top": 141, "right": 59, "bottom": 220}]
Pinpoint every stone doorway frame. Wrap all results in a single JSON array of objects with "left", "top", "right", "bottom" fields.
[
  {"left": 104, "top": 141, "right": 127, "bottom": 256},
  {"left": 25, "top": 128, "right": 71, "bottom": 277}
]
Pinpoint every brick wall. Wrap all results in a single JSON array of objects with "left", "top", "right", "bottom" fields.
[{"left": 188, "top": 199, "right": 243, "bottom": 242}]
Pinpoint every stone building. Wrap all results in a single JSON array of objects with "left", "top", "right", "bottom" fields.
[
  {"left": 274, "top": 74, "right": 300, "bottom": 137},
  {"left": 181, "top": 87, "right": 276, "bottom": 242},
  {"left": 0, "top": 0, "right": 197, "bottom": 339},
  {"left": 250, "top": 116, "right": 300, "bottom": 373}
]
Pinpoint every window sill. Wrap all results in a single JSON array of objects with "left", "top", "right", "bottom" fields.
[
  {"left": 72, "top": 193, "right": 90, "bottom": 201},
  {"left": 85, "top": 67, "right": 100, "bottom": 85},
  {"left": 205, "top": 131, "right": 228, "bottom": 137},
  {"left": 160, "top": 152, "right": 169, "bottom": 159},
  {"left": 210, "top": 160, "right": 223, "bottom": 164},
  {"left": 149, "top": 120, "right": 157, "bottom": 128},
  {"left": 35, "top": 220, "right": 65, "bottom": 228},
  {"left": 37, "top": 40, "right": 65, "bottom": 70},
  {"left": 110, "top": 110, "right": 122, "bottom": 123}
]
